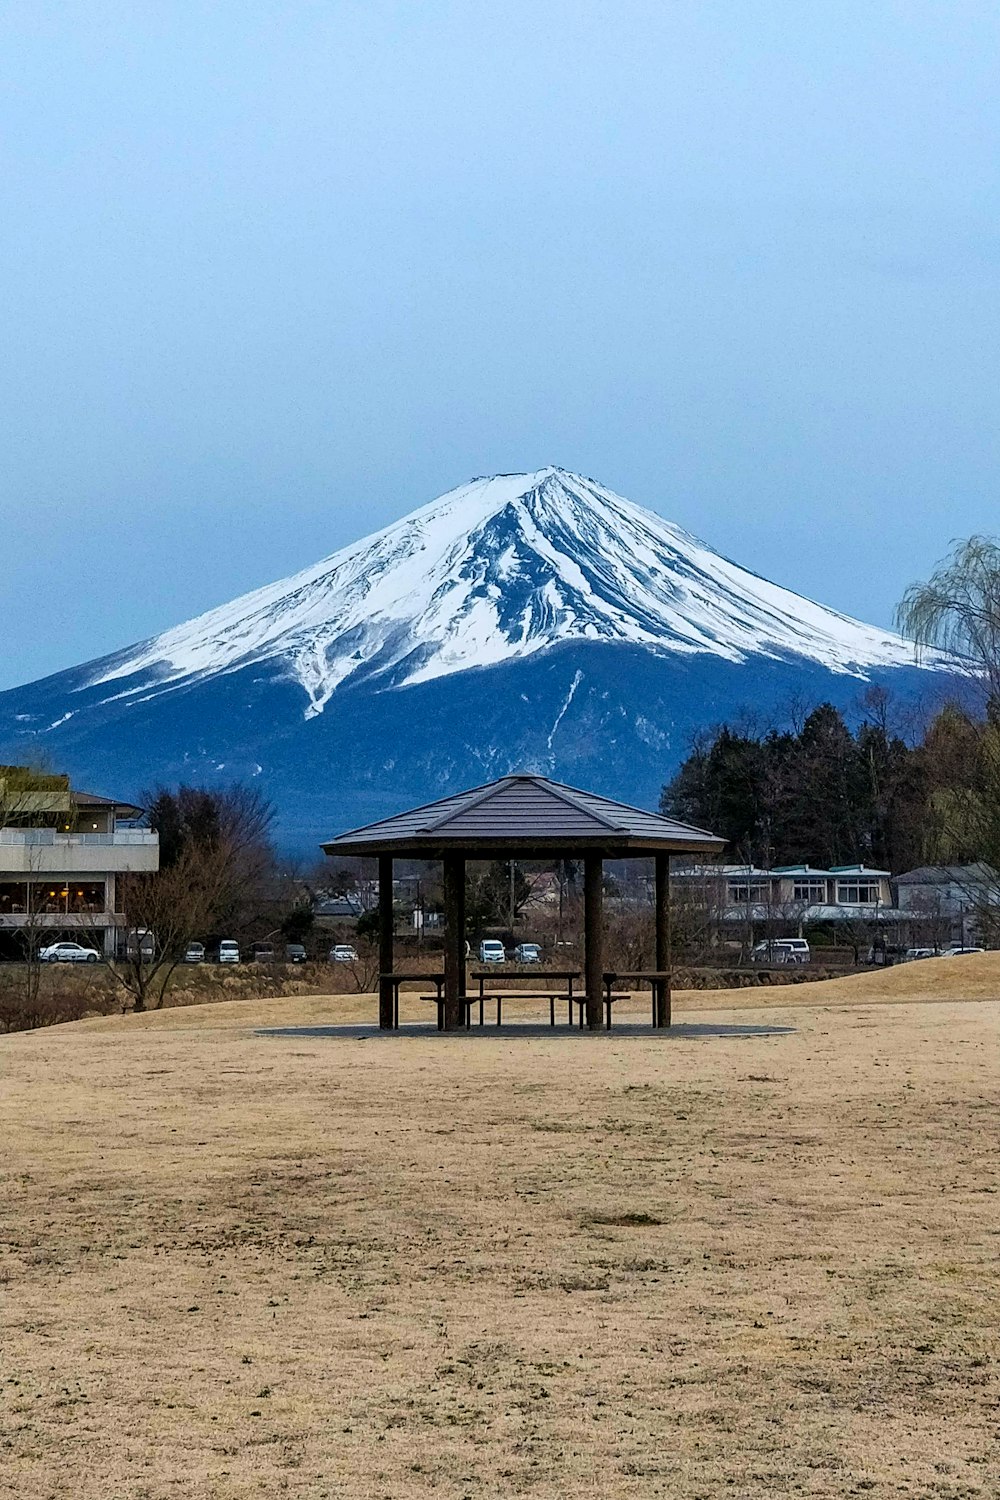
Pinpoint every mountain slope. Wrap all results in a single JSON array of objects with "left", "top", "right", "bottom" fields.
[
  {"left": 82, "top": 468, "right": 927, "bottom": 716},
  {"left": 0, "top": 468, "right": 959, "bottom": 843}
]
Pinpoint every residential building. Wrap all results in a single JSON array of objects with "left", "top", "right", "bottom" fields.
[
  {"left": 672, "top": 862, "right": 900, "bottom": 936},
  {"left": 895, "top": 863, "right": 998, "bottom": 947},
  {"left": 0, "top": 768, "right": 159, "bottom": 956}
]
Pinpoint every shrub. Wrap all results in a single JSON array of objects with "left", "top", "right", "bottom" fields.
[{"left": 0, "top": 981, "right": 119, "bottom": 1032}]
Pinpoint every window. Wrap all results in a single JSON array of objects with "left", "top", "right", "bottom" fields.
[
  {"left": 20, "top": 881, "right": 106, "bottom": 914},
  {"left": 836, "top": 881, "right": 881, "bottom": 905},
  {"left": 728, "top": 881, "right": 770, "bottom": 903},
  {"left": 68, "top": 883, "right": 106, "bottom": 912},
  {"left": 0, "top": 882, "right": 28, "bottom": 913},
  {"left": 793, "top": 881, "right": 828, "bottom": 902}
]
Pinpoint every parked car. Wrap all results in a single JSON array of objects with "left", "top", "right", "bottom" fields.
[
  {"left": 514, "top": 942, "right": 541, "bottom": 964},
  {"left": 329, "top": 944, "right": 358, "bottom": 963},
  {"left": 250, "top": 942, "right": 275, "bottom": 963},
  {"left": 478, "top": 939, "right": 506, "bottom": 964},
  {"left": 903, "top": 947, "right": 936, "bottom": 962},
  {"left": 183, "top": 942, "right": 205, "bottom": 964},
  {"left": 125, "top": 927, "right": 155, "bottom": 960},
  {"left": 217, "top": 940, "right": 240, "bottom": 964},
  {"left": 750, "top": 938, "right": 810, "bottom": 965},
  {"left": 39, "top": 941, "right": 101, "bottom": 964},
  {"left": 285, "top": 943, "right": 307, "bottom": 964},
  {"left": 941, "top": 945, "right": 985, "bottom": 957}
]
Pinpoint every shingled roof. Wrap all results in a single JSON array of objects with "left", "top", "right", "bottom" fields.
[{"left": 321, "top": 774, "right": 725, "bottom": 857}]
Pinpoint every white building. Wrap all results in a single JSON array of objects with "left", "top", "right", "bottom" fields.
[
  {"left": 672, "top": 862, "right": 899, "bottom": 934},
  {"left": 895, "top": 863, "right": 998, "bottom": 947},
  {"left": 0, "top": 770, "right": 159, "bottom": 956}
]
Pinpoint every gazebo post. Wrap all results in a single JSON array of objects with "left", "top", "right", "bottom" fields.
[
  {"left": 378, "top": 854, "right": 395, "bottom": 1030},
  {"left": 584, "top": 853, "right": 604, "bottom": 1031},
  {"left": 442, "top": 853, "right": 466, "bottom": 1031},
  {"left": 654, "top": 852, "right": 671, "bottom": 1027}
]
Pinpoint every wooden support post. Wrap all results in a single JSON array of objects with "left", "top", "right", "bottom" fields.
[
  {"left": 442, "top": 853, "right": 466, "bottom": 1031},
  {"left": 378, "top": 854, "right": 395, "bottom": 1030},
  {"left": 655, "top": 852, "right": 671, "bottom": 1028},
  {"left": 584, "top": 853, "right": 604, "bottom": 1032}
]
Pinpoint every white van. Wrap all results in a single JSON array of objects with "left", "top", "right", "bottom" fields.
[
  {"left": 478, "top": 939, "right": 506, "bottom": 964},
  {"left": 218, "top": 940, "right": 240, "bottom": 964},
  {"left": 751, "top": 938, "right": 810, "bottom": 965}
]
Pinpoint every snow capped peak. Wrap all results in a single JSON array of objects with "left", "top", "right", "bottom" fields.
[{"left": 86, "top": 468, "right": 931, "bottom": 717}]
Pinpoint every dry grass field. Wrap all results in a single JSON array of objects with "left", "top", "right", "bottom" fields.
[{"left": 2, "top": 957, "right": 999, "bottom": 1498}]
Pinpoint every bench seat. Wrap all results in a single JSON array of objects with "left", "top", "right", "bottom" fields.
[{"left": 420, "top": 990, "right": 629, "bottom": 1029}]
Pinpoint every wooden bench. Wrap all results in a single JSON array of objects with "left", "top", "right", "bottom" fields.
[
  {"left": 421, "top": 989, "right": 628, "bottom": 1029},
  {"left": 569, "top": 992, "right": 630, "bottom": 1030},
  {"left": 471, "top": 968, "right": 581, "bottom": 1028},
  {"left": 380, "top": 972, "right": 444, "bottom": 1029},
  {"left": 420, "top": 994, "right": 475, "bottom": 1030},
  {"left": 603, "top": 970, "right": 673, "bottom": 1027},
  {"left": 420, "top": 991, "right": 568, "bottom": 1027}
]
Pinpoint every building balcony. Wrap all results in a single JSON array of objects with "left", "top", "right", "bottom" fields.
[
  {"left": 0, "top": 910, "right": 124, "bottom": 929},
  {"left": 0, "top": 829, "right": 159, "bottom": 875}
]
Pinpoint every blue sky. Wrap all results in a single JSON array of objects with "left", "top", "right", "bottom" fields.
[{"left": 2, "top": 1, "right": 999, "bottom": 688}]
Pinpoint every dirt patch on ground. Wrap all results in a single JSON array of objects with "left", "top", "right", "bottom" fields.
[{"left": 1, "top": 985, "right": 998, "bottom": 1498}]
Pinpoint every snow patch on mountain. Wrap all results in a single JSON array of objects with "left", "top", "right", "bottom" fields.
[
  {"left": 547, "top": 669, "right": 584, "bottom": 751},
  {"left": 83, "top": 467, "right": 935, "bottom": 717}
]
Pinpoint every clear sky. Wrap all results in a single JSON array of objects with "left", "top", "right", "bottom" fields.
[{"left": 2, "top": 1, "right": 998, "bottom": 688}]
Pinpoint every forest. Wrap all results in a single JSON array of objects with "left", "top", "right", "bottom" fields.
[{"left": 660, "top": 694, "right": 998, "bottom": 874}]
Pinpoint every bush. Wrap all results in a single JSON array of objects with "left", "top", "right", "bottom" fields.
[{"left": 0, "top": 982, "right": 120, "bottom": 1032}]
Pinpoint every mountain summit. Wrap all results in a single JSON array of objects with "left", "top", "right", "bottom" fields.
[
  {"left": 87, "top": 467, "right": 921, "bottom": 720},
  {"left": 0, "top": 468, "right": 956, "bottom": 843}
]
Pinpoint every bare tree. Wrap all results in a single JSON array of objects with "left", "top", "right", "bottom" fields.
[
  {"left": 344, "top": 940, "right": 380, "bottom": 994},
  {"left": 99, "top": 783, "right": 276, "bottom": 1011}
]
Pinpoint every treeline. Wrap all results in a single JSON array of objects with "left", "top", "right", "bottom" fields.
[{"left": 660, "top": 698, "right": 994, "bottom": 874}]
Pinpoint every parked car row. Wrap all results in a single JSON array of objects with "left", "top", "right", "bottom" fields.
[
  {"left": 477, "top": 941, "right": 542, "bottom": 964},
  {"left": 747, "top": 938, "right": 987, "bottom": 967},
  {"left": 181, "top": 941, "right": 357, "bottom": 964},
  {"left": 30, "top": 939, "right": 361, "bottom": 965},
  {"left": 902, "top": 945, "right": 986, "bottom": 961}
]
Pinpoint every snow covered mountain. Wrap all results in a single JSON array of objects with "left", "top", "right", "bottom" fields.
[
  {"left": 0, "top": 468, "right": 958, "bottom": 844},
  {"left": 86, "top": 468, "right": 925, "bottom": 711}
]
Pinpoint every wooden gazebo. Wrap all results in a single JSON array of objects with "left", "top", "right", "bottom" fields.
[{"left": 321, "top": 774, "right": 725, "bottom": 1032}]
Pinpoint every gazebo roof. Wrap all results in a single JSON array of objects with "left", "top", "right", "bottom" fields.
[{"left": 321, "top": 774, "right": 725, "bottom": 858}]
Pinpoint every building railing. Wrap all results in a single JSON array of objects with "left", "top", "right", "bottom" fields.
[
  {"left": 0, "top": 829, "right": 158, "bottom": 847},
  {"left": 0, "top": 909, "right": 127, "bottom": 924}
]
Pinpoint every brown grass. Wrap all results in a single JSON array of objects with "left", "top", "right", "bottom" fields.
[{"left": 1, "top": 960, "right": 999, "bottom": 1497}]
